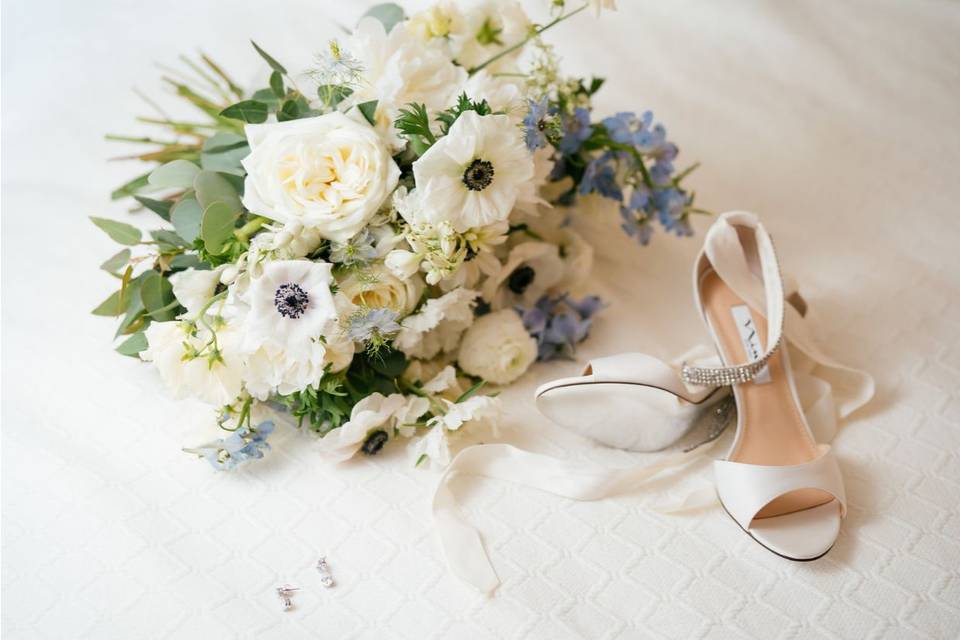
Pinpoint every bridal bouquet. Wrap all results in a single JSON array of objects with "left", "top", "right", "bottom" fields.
[{"left": 92, "top": 0, "right": 700, "bottom": 470}]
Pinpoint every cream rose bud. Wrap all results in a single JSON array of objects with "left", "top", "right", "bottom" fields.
[
  {"left": 240, "top": 112, "right": 400, "bottom": 242},
  {"left": 336, "top": 263, "right": 423, "bottom": 316},
  {"left": 457, "top": 309, "right": 537, "bottom": 385}
]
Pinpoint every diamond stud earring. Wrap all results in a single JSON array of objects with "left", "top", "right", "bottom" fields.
[
  {"left": 276, "top": 585, "right": 299, "bottom": 611},
  {"left": 316, "top": 557, "right": 334, "bottom": 588}
]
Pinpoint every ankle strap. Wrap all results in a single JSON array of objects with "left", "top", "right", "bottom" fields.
[{"left": 683, "top": 212, "right": 785, "bottom": 387}]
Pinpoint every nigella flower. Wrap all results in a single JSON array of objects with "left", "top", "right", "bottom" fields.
[
  {"left": 522, "top": 97, "right": 552, "bottom": 151},
  {"left": 184, "top": 420, "right": 276, "bottom": 470},
  {"left": 558, "top": 107, "right": 593, "bottom": 155},
  {"left": 346, "top": 307, "right": 401, "bottom": 344},
  {"left": 328, "top": 228, "right": 377, "bottom": 266},
  {"left": 578, "top": 152, "right": 623, "bottom": 201}
]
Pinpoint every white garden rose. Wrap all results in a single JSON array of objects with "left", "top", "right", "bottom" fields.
[
  {"left": 240, "top": 112, "right": 400, "bottom": 242},
  {"left": 457, "top": 309, "right": 537, "bottom": 385},
  {"left": 336, "top": 263, "right": 424, "bottom": 316}
]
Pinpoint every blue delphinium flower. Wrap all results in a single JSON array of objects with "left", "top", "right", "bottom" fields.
[
  {"left": 652, "top": 188, "right": 694, "bottom": 237},
  {"left": 185, "top": 420, "right": 275, "bottom": 470},
  {"left": 558, "top": 107, "right": 593, "bottom": 155},
  {"left": 346, "top": 307, "right": 401, "bottom": 343},
  {"left": 329, "top": 228, "right": 377, "bottom": 266},
  {"left": 516, "top": 294, "right": 606, "bottom": 361},
  {"left": 523, "top": 97, "right": 552, "bottom": 151},
  {"left": 578, "top": 152, "right": 623, "bottom": 201}
]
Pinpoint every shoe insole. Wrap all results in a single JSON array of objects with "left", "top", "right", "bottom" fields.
[{"left": 701, "top": 270, "right": 834, "bottom": 519}]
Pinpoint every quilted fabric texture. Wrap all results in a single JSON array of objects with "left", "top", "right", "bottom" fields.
[{"left": 3, "top": 0, "right": 959, "bottom": 638}]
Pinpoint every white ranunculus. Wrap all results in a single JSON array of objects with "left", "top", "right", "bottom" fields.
[
  {"left": 394, "top": 288, "right": 478, "bottom": 359},
  {"left": 456, "top": 0, "right": 532, "bottom": 73},
  {"left": 457, "top": 309, "right": 537, "bottom": 384},
  {"left": 481, "top": 241, "right": 565, "bottom": 309},
  {"left": 170, "top": 266, "right": 225, "bottom": 318},
  {"left": 239, "top": 260, "right": 337, "bottom": 353},
  {"left": 405, "top": 1, "right": 470, "bottom": 58},
  {"left": 336, "top": 263, "right": 424, "bottom": 316},
  {"left": 241, "top": 112, "right": 400, "bottom": 242},
  {"left": 141, "top": 321, "right": 244, "bottom": 406},
  {"left": 413, "top": 111, "right": 534, "bottom": 232},
  {"left": 346, "top": 17, "right": 467, "bottom": 149}
]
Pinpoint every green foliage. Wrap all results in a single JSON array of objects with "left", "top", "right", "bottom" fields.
[
  {"left": 269, "top": 71, "right": 285, "bottom": 98},
  {"left": 395, "top": 102, "right": 435, "bottom": 154},
  {"left": 90, "top": 217, "right": 142, "bottom": 246},
  {"left": 149, "top": 159, "right": 201, "bottom": 189},
  {"left": 201, "top": 133, "right": 249, "bottom": 176},
  {"left": 277, "top": 99, "right": 302, "bottom": 122},
  {"left": 220, "top": 100, "right": 269, "bottom": 124},
  {"left": 436, "top": 93, "right": 492, "bottom": 136},
  {"left": 169, "top": 253, "right": 208, "bottom": 271},
  {"left": 100, "top": 248, "right": 131, "bottom": 275},
  {"left": 134, "top": 196, "right": 173, "bottom": 221},
  {"left": 150, "top": 229, "right": 190, "bottom": 250},
  {"left": 317, "top": 84, "right": 353, "bottom": 109},
  {"left": 200, "top": 201, "right": 239, "bottom": 255},
  {"left": 91, "top": 290, "right": 127, "bottom": 316},
  {"left": 194, "top": 170, "right": 242, "bottom": 214},
  {"left": 171, "top": 196, "right": 203, "bottom": 244},
  {"left": 361, "top": 3, "right": 406, "bottom": 32},
  {"left": 116, "top": 331, "right": 148, "bottom": 358},
  {"left": 111, "top": 172, "right": 150, "bottom": 200},
  {"left": 357, "top": 100, "right": 378, "bottom": 126},
  {"left": 250, "top": 40, "right": 287, "bottom": 74},
  {"left": 140, "top": 271, "right": 180, "bottom": 321}
]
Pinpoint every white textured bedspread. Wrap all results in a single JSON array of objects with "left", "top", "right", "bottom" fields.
[{"left": 3, "top": 0, "right": 959, "bottom": 638}]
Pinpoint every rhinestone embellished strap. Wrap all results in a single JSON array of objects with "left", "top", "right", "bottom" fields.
[{"left": 680, "top": 334, "right": 782, "bottom": 386}]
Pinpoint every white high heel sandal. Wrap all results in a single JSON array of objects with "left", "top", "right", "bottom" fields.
[{"left": 682, "top": 211, "right": 845, "bottom": 560}]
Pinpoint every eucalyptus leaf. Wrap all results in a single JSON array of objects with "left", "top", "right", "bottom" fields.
[
  {"left": 357, "top": 100, "right": 378, "bottom": 126},
  {"left": 270, "top": 71, "right": 285, "bottom": 98},
  {"left": 115, "top": 275, "right": 147, "bottom": 337},
  {"left": 367, "top": 347, "right": 407, "bottom": 379},
  {"left": 170, "top": 254, "right": 209, "bottom": 271},
  {"left": 91, "top": 290, "right": 126, "bottom": 316},
  {"left": 362, "top": 3, "right": 406, "bottom": 32},
  {"left": 116, "top": 332, "right": 148, "bottom": 357},
  {"left": 220, "top": 100, "right": 269, "bottom": 124},
  {"left": 140, "top": 271, "right": 178, "bottom": 321},
  {"left": 134, "top": 195, "right": 173, "bottom": 221},
  {"left": 251, "top": 40, "right": 287, "bottom": 74},
  {"left": 171, "top": 197, "right": 203, "bottom": 244},
  {"left": 194, "top": 170, "right": 242, "bottom": 214},
  {"left": 150, "top": 229, "right": 190, "bottom": 249},
  {"left": 148, "top": 160, "right": 201, "bottom": 189},
  {"left": 251, "top": 88, "right": 281, "bottom": 107},
  {"left": 277, "top": 99, "right": 301, "bottom": 122},
  {"left": 200, "top": 202, "right": 238, "bottom": 255},
  {"left": 201, "top": 133, "right": 249, "bottom": 176},
  {"left": 90, "top": 217, "right": 141, "bottom": 245},
  {"left": 100, "top": 248, "right": 131, "bottom": 274},
  {"left": 111, "top": 172, "right": 150, "bottom": 200}
]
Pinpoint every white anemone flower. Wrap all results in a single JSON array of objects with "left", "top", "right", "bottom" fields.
[
  {"left": 315, "top": 393, "right": 429, "bottom": 462},
  {"left": 240, "top": 260, "right": 337, "bottom": 354},
  {"left": 481, "top": 241, "right": 565, "bottom": 309},
  {"left": 412, "top": 111, "right": 534, "bottom": 233}
]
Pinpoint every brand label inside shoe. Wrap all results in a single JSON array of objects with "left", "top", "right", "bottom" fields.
[{"left": 730, "top": 305, "right": 771, "bottom": 384}]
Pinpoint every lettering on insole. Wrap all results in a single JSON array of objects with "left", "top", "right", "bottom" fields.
[{"left": 730, "top": 304, "right": 771, "bottom": 384}]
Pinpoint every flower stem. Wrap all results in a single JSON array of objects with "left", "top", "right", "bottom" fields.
[
  {"left": 468, "top": 3, "right": 589, "bottom": 74},
  {"left": 234, "top": 216, "right": 270, "bottom": 243}
]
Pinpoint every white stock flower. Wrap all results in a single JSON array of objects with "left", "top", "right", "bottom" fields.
[
  {"left": 481, "top": 241, "right": 565, "bottom": 309},
  {"left": 241, "top": 112, "right": 399, "bottom": 242},
  {"left": 336, "top": 263, "right": 424, "bottom": 316},
  {"left": 315, "top": 393, "right": 429, "bottom": 462},
  {"left": 394, "top": 288, "right": 478, "bottom": 359},
  {"left": 240, "top": 260, "right": 337, "bottom": 353},
  {"left": 170, "top": 266, "right": 225, "bottom": 318},
  {"left": 346, "top": 17, "right": 467, "bottom": 149},
  {"left": 413, "top": 111, "right": 534, "bottom": 232},
  {"left": 456, "top": 0, "right": 532, "bottom": 73},
  {"left": 457, "top": 309, "right": 537, "bottom": 384},
  {"left": 243, "top": 340, "right": 327, "bottom": 399},
  {"left": 141, "top": 321, "right": 243, "bottom": 406}
]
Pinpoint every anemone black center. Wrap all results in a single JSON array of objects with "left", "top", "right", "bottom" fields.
[
  {"left": 508, "top": 265, "right": 536, "bottom": 294},
  {"left": 361, "top": 430, "right": 389, "bottom": 456},
  {"left": 462, "top": 158, "right": 495, "bottom": 192},
  {"left": 274, "top": 282, "right": 309, "bottom": 319}
]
